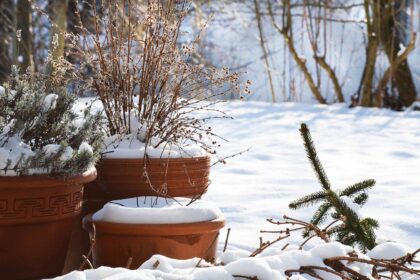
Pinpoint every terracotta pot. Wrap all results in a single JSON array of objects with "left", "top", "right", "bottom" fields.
[
  {"left": 86, "top": 156, "right": 210, "bottom": 201},
  {"left": 83, "top": 156, "right": 211, "bottom": 216},
  {"left": 64, "top": 156, "right": 211, "bottom": 273},
  {"left": 0, "top": 170, "right": 96, "bottom": 280},
  {"left": 83, "top": 214, "right": 225, "bottom": 269}
]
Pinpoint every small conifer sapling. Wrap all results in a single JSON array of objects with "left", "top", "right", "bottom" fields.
[{"left": 289, "top": 123, "right": 379, "bottom": 252}]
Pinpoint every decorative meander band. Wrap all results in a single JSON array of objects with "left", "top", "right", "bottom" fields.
[{"left": 0, "top": 188, "right": 83, "bottom": 224}]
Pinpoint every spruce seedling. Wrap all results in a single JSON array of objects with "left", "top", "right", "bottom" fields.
[{"left": 289, "top": 123, "right": 378, "bottom": 252}]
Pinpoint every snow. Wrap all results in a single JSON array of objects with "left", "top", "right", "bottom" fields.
[
  {"left": 53, "top": 241, "right": 387, "bottom": 280},
  {"left": 0, "top": 85, "right": 16, "bottom": 99},
  {"left": 0, "top": 126, "right": 93, "bottom": 176},
  {"left": 92, "top": 197, "right": 223, "bottom": 224},
  {"left": 367, "top": 242, "right": 412, "bottom": 260},
  {"left": 43, "top": 93, "right": 59, "bottom": 111},
  {"left": 102, "top": 116, "right": 207, "bottom": 159},
  {"left": 43, "top": 144, "right": 74, "bottom": 162},
  {"left": 340, "top": 196, "right": 362, "bottom": 215},
  {"left": 0, "top": 134, "right": 35, "bottom": 176},
  {"left": 52, "top": 100, "right": 420, "bottom": 279},
  {"left": 204, "top": 101, "right": 420, "bottom": 248},
  {"left": 397, "top": 43, "right": 406, "bottom": 56},
  {"left": 103, "top": 133, "right": 206, "bottom": 159},
  {"left": 78, "top": 142, "right": 93, "bottom": 155},
  {"left": 309, "top": 242, "right": 349, "bottom": 259}
]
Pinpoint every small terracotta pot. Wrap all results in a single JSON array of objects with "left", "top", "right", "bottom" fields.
[
  {"left": 65, "top": 156, "right": 211, "bottom": 272},
  {"left": 85, "top": 156, "right": 211, "bottom": 203},
  {"left": 83, "top": 214, "right": 225, "bottom": 269},
  {"left": 0, "top": 170, "right": 96, "bottom": 280}
]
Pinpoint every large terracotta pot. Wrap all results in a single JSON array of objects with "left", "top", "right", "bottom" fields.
[
  {"left": 83, "top": 214, "right": 225, "bottom": 269},
  {"left": 84, "top": 156, "right": 211, "bottom": 211},
  {"left": 0, "top": 170, "right": 96, "bottom": 280}
]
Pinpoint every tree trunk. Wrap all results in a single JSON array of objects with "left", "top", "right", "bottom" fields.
[
  {"left": 15, "top": 0, "right": 33, "bottom": 73},
  {"left": 359, "top": 0, "right": 379, "bottom": 107},
  {"left": 377, "top": 0, "right": 416, "bottom": 107},
  {"left": 49, "top": 0, "right": 69, "bottom": 62},
  {"left": 254, "top": 0, "right": 277, "bottom": 103},
  {"left": 0, "top": 0, "right": 14, "bottom": 82},
  {"left": 0, "top": 38, "right": 11, "bottom": 83},
  {"left": 268, "top": 0, "right": 327, "bottom": 104}
]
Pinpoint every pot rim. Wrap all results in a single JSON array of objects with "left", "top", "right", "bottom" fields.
[
  {"left": 0, "top": 168, "right": 97, "bottom": 189},
  {"left": 99, "top": 155, "right": 210, "bottom": 163},
  {"left": 83, "top": 213, "right": 225, "bottom": 236}
]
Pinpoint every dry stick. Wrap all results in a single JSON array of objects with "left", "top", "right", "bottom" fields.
[
  {"left": 195, "top": 232, "right": 220, "bottom": 268},
  {"left": 326, "top": 256, "right": 420, "bottom": 274},
  {"left": 301, "top": 265, "right": 352, "bottom": 280},
  {"left": 285, "top": 269, "right": 323, "bottom": 280},
  {"left": 223, "top": 228, "right": 231, "bottom": 253},
  {"left": 186, "top": 182, "right": 210, "bottom": 207},
  {"left": 126, "top": 257, "right": 133, "bottom": 269},
  {"left": 232, "top": 276, "right": 258, "bottom": 280},
  {"left": 260, "top": 226, "right": 306, "bottom": 234},
  {"left": 249, "top": 234, "right": 290, "bottom": 257},
  {"left": 79, "top": 223, "right": 96, "bottom": 270},
  {"left": 152, "top": 260, "right": 160, "bottom": 270},
  {"left": 299, "top": 234, "right": 317, "bottom": 249},
  {"left": 324, "top": 258, "right": 370, "bottom": 280},
  {"left": 267, "top": 216, "right": 330, "bottom": 242},
  {"left": 81, "top": 255, "right": 94, "bottom": 270},
  {"left": 211, "top": 147, "right": 252, "bottom": 167}
]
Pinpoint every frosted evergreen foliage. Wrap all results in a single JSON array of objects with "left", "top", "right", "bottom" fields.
[
  {"left": 289, "top": 123, "right": 379, "bottom": 252},
  {"left": 0, "top": 67, "right": 104, "bottom": 177}
]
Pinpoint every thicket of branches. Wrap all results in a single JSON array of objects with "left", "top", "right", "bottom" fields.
[{"left": 249, "top": 215, "right": 420, "bottom": 279}]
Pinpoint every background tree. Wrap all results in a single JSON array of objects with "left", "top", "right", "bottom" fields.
[
  {"left": 48, "top": 0, "right": 69, "bottom": 63},
  {"left": 15, "top": 0, "right": 34, "bottom": 72},
  {"left": 376, "top": 0, "right": 416, "bottom": 109},
  {"left": 0, "top": 0, "right": 14, "bottom": 83}
]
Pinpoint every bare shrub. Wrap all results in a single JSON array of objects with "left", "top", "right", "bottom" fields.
[{"left": 69, "top": 0, "right": 250, "bottom": 155}]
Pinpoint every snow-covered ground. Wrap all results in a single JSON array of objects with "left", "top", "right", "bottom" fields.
[
  {"left": 208, "top": 101, "right": 420, "bottom": 249},
  {"left": 55, "top": 100, "right": 420, "bottom": 279}
]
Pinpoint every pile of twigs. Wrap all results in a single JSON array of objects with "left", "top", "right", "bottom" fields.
[{"left": 245, "top": 215, "right": 420, "bottom": 280}]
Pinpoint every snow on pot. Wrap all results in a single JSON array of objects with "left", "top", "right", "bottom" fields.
[{"left": 83, "top": 196, "right": 225, "bottom": 269}]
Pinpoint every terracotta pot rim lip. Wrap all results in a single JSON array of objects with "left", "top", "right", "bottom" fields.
[
  {"left": 83, "top": 213, "right": 225, "bottom": 233},
  {"left": 100, "top": 156, "right": 210, "bottom": 161},
  {"left": 0, "top": 168, "right": 97, "bottom": 184}
]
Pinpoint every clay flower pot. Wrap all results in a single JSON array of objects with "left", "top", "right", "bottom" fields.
[
  {"left": 82, "top": 197, "right": 225, "bottom": 269},
  {"left": 84, "top": 156, "right": 210, "bottom": 210},
  {"left": 0, "top": 170, "right": 96, "bottom": 280},
  {"left": 65, "top": 156, "right": 210, "bottom": 273}
]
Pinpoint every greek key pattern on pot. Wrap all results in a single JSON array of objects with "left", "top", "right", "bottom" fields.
[{"left": 0, "top": 190, "right": 83, "bottom": 221}]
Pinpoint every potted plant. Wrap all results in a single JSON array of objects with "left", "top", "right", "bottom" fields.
[
  {"left": 73, "top": 0, "right": 249, "bottom": 210},
  {"left": 82, "top": 197, "right": 225, "bottom": 269},
  {"left": 0, "top": 67, "right": 103, "bottom": 279}
]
